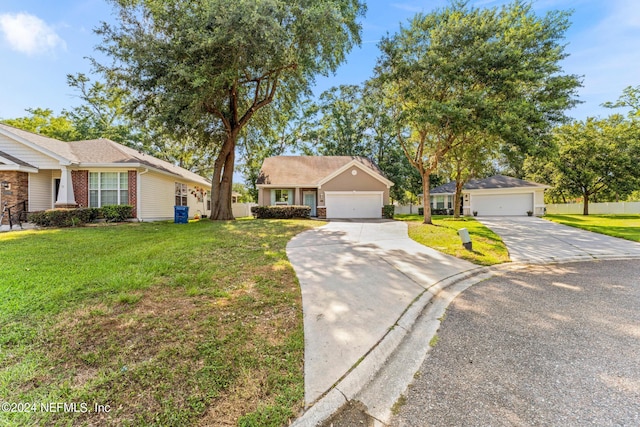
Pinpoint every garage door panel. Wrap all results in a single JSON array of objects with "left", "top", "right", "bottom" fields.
[
  {"left": 472, "top": 193, "right": 532, "bottom": 216},
  {"left": 325, "top": 192, "right": 382, "bottom": 219}
]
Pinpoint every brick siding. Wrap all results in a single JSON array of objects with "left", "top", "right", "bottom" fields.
[
  {"left": 128, "top": 170, "right": 137, "bottom": 218},
  {"left": 71, "top": 170, "right": 89, "bottom": 208},
  {"left": 1, "top": 171, "right": 29, "bottom": 225}
]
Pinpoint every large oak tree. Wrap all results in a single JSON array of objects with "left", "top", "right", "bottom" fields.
[{"left": 94, "top": 0, "right": 365, "bottom": 219}]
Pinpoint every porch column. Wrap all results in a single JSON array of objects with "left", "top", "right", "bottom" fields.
[{"left": 55, "top": 166, "right": 77, "bottom": 208}]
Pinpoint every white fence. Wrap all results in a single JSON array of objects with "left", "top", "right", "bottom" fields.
[
  {"left": 393, "top": 204, "right": 423, "bottom": 215},
  {"left": 232, "top": 203, "right": 257, "bottom": 218},
  {"left": 546, "top": 202, "right": 640, "bottom": 215}
]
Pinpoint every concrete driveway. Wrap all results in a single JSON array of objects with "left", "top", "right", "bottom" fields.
[
  {"left": 477, "top": 217, "right": 640, "bottom": 263},
  {"left": 286, "top": 220, "right": 476, "bottom": 405}
]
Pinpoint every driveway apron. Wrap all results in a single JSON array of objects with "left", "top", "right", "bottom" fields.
[
  {"left": 477, "top": 217, "right": 640, "bottom": 263},
  {"left": 286, "top": 220, "right": 475, "bottom": 405}
]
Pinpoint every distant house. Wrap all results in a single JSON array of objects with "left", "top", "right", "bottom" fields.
[
  {"left": 429, "top": 175, "right": 549, "bottom": 216},
  {"left": 256, "top": 156, "right": 393, "bottom": 219},
  {"left": 0, "top": 123, "right": 211, "bottom": 223}
]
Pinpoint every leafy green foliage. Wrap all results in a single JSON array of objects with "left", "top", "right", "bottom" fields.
[
  {"left": 27, "top": 208, "right": 101, "bottom": 227},
  {"left": 251, "top": 205, "right": 311, "bottom": 219},
  {"left": 382, "top": 205, "right": 395, "bottom": 219},
  {"left": 1, "top": 108, "right": 78, "bottom": 141},
  {"left": 101, "top": 204, "right": 134, "bottom": 222},
  {"left": 541, "top": 116, "right": 639, "bottom": 214},
  {"left": 376, "top": 1, "right": 580, "bottom": 223},
  {"left": 95, "top": 0, "right": 366, "bottom": 219}
]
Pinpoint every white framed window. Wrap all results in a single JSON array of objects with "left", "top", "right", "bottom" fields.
[
  {"left": 175, "top": 182, "right": 188, "bottom": 206},
  {"left": 272, "top": 189, "right": 290, "bottom": 205},
  {"left": 89, "top": 172, "right": 128, "bottom": 207}
]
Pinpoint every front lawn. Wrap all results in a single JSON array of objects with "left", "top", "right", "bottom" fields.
[
  {"left": 544, "top": 214, "right": 640, "bottom": 242},
  {"left": 395, "top": 214, "right": 510, "bottom": 266},
  {"left": 0, "top": 219, "right": 320, "bottom": 426}
]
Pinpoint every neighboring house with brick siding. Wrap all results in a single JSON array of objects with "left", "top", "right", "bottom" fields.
[{"left": 0, "top": 123, "right": 211, "bottom": 223}]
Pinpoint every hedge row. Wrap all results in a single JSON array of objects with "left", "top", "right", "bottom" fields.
[
  {"left": 251, "top": 205, "right": 311, "bottom": 219},
  {"left": 28, "top": 205, "right": 134, "bottom": 228},
  {"left": 417, "top": 208, "right": 456, "bottom": 216}
]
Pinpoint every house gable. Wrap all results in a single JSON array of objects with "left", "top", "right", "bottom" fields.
[{"left": 318, "top": 159, "right": 393, "bottom": 188}]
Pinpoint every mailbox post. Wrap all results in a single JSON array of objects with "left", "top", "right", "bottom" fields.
[{"left": 458, "top": 228, "right": 473, "bottom": 251}]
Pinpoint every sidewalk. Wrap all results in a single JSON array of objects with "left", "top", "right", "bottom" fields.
[{"left": 286, "top": 220, "right": 477, "bottom": 412}]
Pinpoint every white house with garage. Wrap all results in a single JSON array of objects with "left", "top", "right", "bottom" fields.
[
  {"left": 256, "top": 156, "right": 393, "bottom": 219},
  {"left": 430, "top": 175, "right": 549, "bottom": 216}
]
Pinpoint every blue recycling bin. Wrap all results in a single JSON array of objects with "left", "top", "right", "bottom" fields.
[{"left": 174, "top": 205, "right": 189, "bottom": 224}]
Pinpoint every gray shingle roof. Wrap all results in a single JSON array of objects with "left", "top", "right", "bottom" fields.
[{"left": 431, "top": 175, "right": 548, "bottom": 193}]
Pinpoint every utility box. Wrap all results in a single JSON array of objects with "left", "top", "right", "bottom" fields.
[
  {"left": 458, "top": 228, "right": 472, "bottom": 251},
  {"left": 174, "top": 205, "right": 189, "bottom": 224}
]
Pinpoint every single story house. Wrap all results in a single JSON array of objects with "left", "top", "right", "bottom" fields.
[
  {"left": 0, "top": 123, "right": 212, "bottom": 223},
  {"left": 429, "top": 175, "right": 549, "bottom": 216},
  {"left": 256, "top": 156, "right": 394, "bottom": 219}
]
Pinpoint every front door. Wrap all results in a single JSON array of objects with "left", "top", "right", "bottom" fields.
[{"left": 303, "top": 191, "right": 317, "bottom": 217}]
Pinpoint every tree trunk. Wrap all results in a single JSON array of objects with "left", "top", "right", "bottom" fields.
[
  {"left": 210, "top": 137, "right": 236, "bottom": 220},
  {"left": 453, "top": 180, "right": 464, "bottom": 219},
  {"left": 582, "top": 192, "right": 589, "bottom": 216},
  {"left": 422, "top": 173, "right": 432, "bottom": 224}
]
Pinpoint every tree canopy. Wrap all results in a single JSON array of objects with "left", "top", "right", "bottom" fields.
[
  {"left": 376, "top": 0, "right": 580, "bottom": 223},
  {"left": 94, "top": 0, "right": 365, "bottom": 219}
]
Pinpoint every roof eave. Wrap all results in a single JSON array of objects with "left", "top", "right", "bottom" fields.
[
  {"left": 0, "top": 126, "right": 74, "bottom": 164},
  {"left": 317, "top": 159, "right": 394, "bottom": 187}
]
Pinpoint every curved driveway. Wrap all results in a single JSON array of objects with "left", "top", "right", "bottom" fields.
[
  {"left": 286, "top": 220, "right": 476, "bottom": 405},
  {"left": 477, "top": 217, "right": 640, "bottom": 263},
  {"left": 391, "top": 259, "right": 640, "bottom": 426}
]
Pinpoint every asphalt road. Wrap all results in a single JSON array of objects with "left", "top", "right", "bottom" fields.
[{"left": 390, "top": 260, "right": 640, "bottom": 427}]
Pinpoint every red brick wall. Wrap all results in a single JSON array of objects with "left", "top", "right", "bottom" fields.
[
  {"left": 1, "top": 171, "right": 29, "bottom": 225},
  {"left": 71, "top": 170, "right": 89, "bottom": 208},
  {"left": 128, "top": 170, "right": 137, "bottom": 218}
]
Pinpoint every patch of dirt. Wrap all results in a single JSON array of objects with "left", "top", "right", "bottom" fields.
[{"left": 320, "top": 400, "right": 376, "bottom": 427}]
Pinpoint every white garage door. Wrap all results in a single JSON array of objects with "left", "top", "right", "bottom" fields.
[
  {"left": 472, "top": 193, "right": 533, "bottom": 216},
  {"left": 325, "top": 192, "right": 382, "bottom": 219}
]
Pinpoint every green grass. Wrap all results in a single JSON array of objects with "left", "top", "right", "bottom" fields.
[
  {"left": 545, "top": 214, "right": 640, "bottom": 242},
  {"left": 0, "top": 219, "right": 321, "bottom": 426},
  {"left": 395, "top": 214, "right": 510, "bottom": 265}
]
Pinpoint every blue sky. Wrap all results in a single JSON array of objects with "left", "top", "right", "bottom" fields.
[{"left": 1, "top": 0, "right": 639, "bottom": 122}]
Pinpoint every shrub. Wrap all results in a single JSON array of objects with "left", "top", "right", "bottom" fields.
[
  {"left": 418, "top": 207, "right": 424, "bottom": 216},
  {"left": 101, "top": 205, "right": 134, "bottom": 222},
  {"left": 432, "top": 208, "right": 454, "bottom": 216},
  {"left": 382, "top": 205, "right": 395, "bottom": 219},
  {"left": 28, "top": 208, "right": 101, "bottom": 228},
  {"left": 251, "top": 205, "right": 311, "bottom": 219}
]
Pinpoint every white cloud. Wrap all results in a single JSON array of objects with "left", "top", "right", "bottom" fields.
[{"left": 0, "top": 12, "right": 66, "bottom": 56}]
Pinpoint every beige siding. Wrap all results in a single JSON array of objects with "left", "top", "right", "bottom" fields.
[
  {"left": 321, "top": 168, "right": 389, "bottom": 204},
  {"left": 258, "top": 188, "right": 297, "bottom": 206},
  {"left": 139, "top": 172, "right": 176, "bottom": 220},
  {"left": 0, "top": 134, "right": 60, "bottom": 169},
  {"left": 28, "top": 170, "right": 54, "bottom": 211},
  {"left": 139, "top": 171, "right": 210, "bottom": 221}
]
